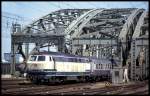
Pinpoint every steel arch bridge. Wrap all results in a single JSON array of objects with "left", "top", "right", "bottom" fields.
[
  {"left": 13, "top": 8, "right": 144, "bottom": 55},
  {"left": 11, "top": 8, "right": 148, "bottom": 82}
]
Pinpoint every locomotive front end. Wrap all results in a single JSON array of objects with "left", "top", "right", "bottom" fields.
[{"left": 26, "top": 54, "right": 55, "bottom": 83}]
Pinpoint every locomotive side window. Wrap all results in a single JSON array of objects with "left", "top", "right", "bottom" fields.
[
  {"left": 53, "top": 57, "right": 64, "bottom": 62},
  {"left": 49, "top": 56, "right": 89, "bottom": 63},
  {"left": 81, "top": 59, "right": 84, "bottom": 63},
  {"left": 73, "top": 58, "right": 77, "bottom": 62},
  {"left": 63, "top": 57, "right": 68, "bottom": 62},
  {"left": 78, "top": 58, "right": 82, "bottom": 62},
  {"left": 66, "top": 57, "right": 78, "bottom": 62},
  {"left": 68, "top": 58, "right": 73, "bottom": 62},
  {"left": 30, "top": 56, "right": 37, "bottom": 61},
  {"left": 38, "top": 56, "right": 45, "bottom": 61}
]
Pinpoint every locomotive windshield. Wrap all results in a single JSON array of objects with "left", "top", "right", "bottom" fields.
[
  {"left": 29, "top": 55, "right": 45, "bottom": 61},
  {"left": 37, "top": 56, "right": 45, "bottom": 61},
  {"left": 30, "top": 55, "right": 37, "bottom": 61}
]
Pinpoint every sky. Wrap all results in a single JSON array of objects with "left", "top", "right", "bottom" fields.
[{"left": 1, "top": 1, "right": 149, "bottom": 60}]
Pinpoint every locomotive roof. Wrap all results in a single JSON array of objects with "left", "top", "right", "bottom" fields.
[{"left": 31, "top": 51, "right": 118, "bottom": 64}]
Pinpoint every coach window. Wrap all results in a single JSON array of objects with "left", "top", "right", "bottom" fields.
[
  {"left": 97, "top": 64, "right": 99, "bottom": 69},
  {"left": 38, "top": 56, "right": 45, "bottom": 61},
  {"left": 110, "top": 64, "right": 111, "bottom": 69}
]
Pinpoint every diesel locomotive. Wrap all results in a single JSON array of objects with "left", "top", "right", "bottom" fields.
[{"left": 26, "top": 51, "right": 115, "bottom": 83}]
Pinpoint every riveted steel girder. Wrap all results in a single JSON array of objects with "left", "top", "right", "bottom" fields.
[{"left": 12, "top": 34, "right": 64, "bottom": 44}]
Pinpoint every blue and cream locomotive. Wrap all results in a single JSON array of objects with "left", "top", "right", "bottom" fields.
[{"left": 26, "top": 51, "right": 114, "bottom": 83}]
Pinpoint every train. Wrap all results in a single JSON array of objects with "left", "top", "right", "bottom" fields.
[{"left": 25, "top": 51, "right": 115, "bottom": 83}]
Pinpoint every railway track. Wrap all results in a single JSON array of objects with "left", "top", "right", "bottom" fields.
[
  {"left": 2, "top": 83, "right": 45, "bottom": 91},
  {"left": 2, "top": 78, "right": 26, "bottom": 85},
  {"left": 50, "top": 81, "right": 148, "bottom": 95},
  {"left": 3, "top": 83, "right": 93, "bottom": 95},
  {"left": 2, "top": 79, "right": 99, "bottom": 95},
  {"left": 2, "top": 78, "right": 148, "bottom": 95},
  {"left": 47, "top": 85, "right": 120, "bottom": 95}
]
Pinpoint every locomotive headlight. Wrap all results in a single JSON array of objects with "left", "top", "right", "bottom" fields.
[
  {"left": 37, "top": 63, "right": 45, "bottom": 69},
  {"left": 30, "top": 63, "right": 38, "bottom": 69},
  {"left": 30, "top": 63, "right": 48, "bottom": 70},
  {"left": 33, "top": 64, "right": 38, "bottom": 67}
]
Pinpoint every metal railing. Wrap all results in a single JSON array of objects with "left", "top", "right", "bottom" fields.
[
  {"left": 1, "top": 63, "right": 21, "bottom": 74},
  {"left": 1, "top": 63, "right": 11, "bottom": 74}
]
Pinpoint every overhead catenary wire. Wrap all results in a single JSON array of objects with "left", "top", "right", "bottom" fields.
[
  {"left": 3, "top": 11, "right": 32, "bottom": 21},
  {"left": 2, "top": 11, "right": 30, "bottom": 39}
]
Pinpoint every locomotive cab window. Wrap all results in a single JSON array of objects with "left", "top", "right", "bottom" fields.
[
  {"left": 30, "top": 56, "right": 37, "bottom": 61},
  {"left": 37, "top": 56, "right": 45, "bottom": 61}
]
